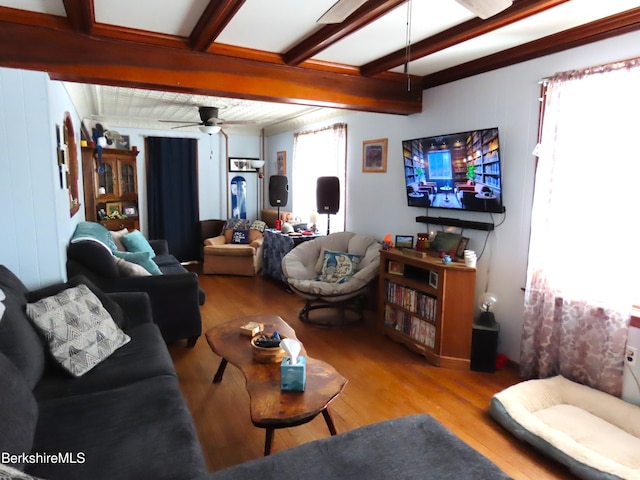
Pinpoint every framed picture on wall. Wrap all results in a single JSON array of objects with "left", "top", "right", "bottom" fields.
[
  {"left": 362, "top": 138, "right": 388, "bottom": 173},
  {"left": 276, "top": 151, "right": 286, "bottom": 175},
  {"left": 229, "top": 157, "right": 259, "bottom": 172}
]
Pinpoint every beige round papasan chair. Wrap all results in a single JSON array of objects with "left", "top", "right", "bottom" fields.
[{"left": 282, "top": 231, "right": 381, "bottom": 326}]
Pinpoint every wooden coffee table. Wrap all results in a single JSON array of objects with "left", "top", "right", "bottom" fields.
[{"left": 205, "top": 314, "right": 347, "bottom": 455}]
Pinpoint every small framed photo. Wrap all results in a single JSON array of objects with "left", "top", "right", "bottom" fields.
[
  {"left": 429, "top": 271, "right": 439, "bottom": 290},
  {"left": 106, "top": 202, "right": 122, "bottom": 216},
  {"left": 395, "top": 235, "right": 414, "bottom": 249},
  {"left": 362, "top": 138, "right": 388, "bottom": 173},
  {"left": 122, "top": 204, "right": 138, "bottom": 217},
  {"left": 456, "top": 237, "right": 470, "bottom": 258},
  {"left": 388, "top": 261, "right": 404, "bottom": 275},
  {"left": 276, "top": 151, "right": 287, "bottom": 175}
]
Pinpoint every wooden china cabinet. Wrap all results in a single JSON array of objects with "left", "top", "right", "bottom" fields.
[{"left": 81, "top": 147, "right": 140, "bottom": 231}]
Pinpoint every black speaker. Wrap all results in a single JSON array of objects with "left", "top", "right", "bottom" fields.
[
  {"left": 470, "top": 321, "right": 500, "bottom": 373},
  {"left": 316, "top": 176, "right": 340, "bottom": 214},
  {"left": 268, "top": 175, "right": 288, "bottom": 207}
]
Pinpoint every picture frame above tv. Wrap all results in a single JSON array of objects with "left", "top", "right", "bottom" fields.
[{"left": 402, "top": 128, "right": 504, "bottom": 213}]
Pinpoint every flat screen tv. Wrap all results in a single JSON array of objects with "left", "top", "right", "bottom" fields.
[{"left": 402, "top": 127, "right": 504, "bottom": 213}]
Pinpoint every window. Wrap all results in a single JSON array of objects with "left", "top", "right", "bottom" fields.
[
  {"left": 292, "top": 123, "right": 347, "bottom": 233},
  {"left": 521, "top": 57, "right": 640, "bottom": 395},
  {"left": 427, "top": 150, "right": 452, "bottom": 179}
]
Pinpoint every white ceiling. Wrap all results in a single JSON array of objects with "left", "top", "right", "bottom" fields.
[{"left": 2, "top": 0, "right": 640, "bottom": 133}]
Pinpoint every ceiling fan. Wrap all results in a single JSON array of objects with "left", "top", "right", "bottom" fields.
[
  {"left": 317, "top": 0, "right": 512, "bottom": 23},
  {"left": 159, "top": 106, "right": 227, "bottom": 134}
]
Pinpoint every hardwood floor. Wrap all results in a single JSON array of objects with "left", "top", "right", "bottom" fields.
[{"left": 169, "top": 267, "right": 576, "bottom": 479}]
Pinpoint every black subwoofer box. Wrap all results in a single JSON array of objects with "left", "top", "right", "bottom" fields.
[{"left": 470, "top": 322, "right": 500, "bottom": 373}]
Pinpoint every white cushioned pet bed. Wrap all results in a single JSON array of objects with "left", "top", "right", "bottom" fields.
[{"left": 490, "top": 376, "right": 640, "bottom": 480}]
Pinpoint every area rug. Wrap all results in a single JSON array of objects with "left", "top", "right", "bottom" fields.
[{"left": 200, "top": 414, "right": 511, "bottom": 480}]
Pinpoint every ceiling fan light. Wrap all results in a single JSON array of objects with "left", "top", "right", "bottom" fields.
[
  {"left": 199, "top": 125, "right": 221, "bottom": 134},
  {"left": 454, "top": 0, "right": 512, "bottom": 19}
]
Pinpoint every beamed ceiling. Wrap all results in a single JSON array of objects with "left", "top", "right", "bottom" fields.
[{"left": 0, "top": 0, "right": 639, "bottom": 131}]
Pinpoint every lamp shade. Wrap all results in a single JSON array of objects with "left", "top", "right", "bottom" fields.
[
  {"left": 199, "top": 125, "right": 221, "bottom": 134},
  {"left": 250, "top": 160, "right": 265, "bottom": 169}
]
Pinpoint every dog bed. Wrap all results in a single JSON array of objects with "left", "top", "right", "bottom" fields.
[{"left": 490, "top": 375, "right": 640, "bottom": 480}]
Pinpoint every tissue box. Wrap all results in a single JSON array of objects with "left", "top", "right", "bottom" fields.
[{"left": 280, "top": 356, "right": 306, "bottom": 391}]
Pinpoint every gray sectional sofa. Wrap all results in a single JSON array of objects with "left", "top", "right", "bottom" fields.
[
  {"left": 0, "top": 265, "right": 206, "bottom": 480},
  {"left": 0, "top": 264, "right": 511, "bottom": 480}
]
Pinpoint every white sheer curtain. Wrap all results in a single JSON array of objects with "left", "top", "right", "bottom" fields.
[
  {"left": 292, "top": 123, "right": 347, "bottom": 234},
  {"left": 521, "top": 58, "right": 640, "bottom": 395}
]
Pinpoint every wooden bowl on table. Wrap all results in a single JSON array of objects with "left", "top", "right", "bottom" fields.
[{"left": 250, "top": 334, "right": 285, "bottom": 364}]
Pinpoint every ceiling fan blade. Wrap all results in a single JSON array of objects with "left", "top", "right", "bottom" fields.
[
  {"left": 317, "top": 0, "right": 368, "bottom": 24},
  {"left": 158, "top": 119, "right": 199, "bottom": 124},
  {"left": 453, "top": 0, "right": 512, "bottom": 19},
  {"left": 170, "top": 123, "right": 201, "bottom": 129}
]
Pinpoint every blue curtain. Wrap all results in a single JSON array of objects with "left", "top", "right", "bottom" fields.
[{"left": 146, "top": 137, "right": 199, "bottom": 262}]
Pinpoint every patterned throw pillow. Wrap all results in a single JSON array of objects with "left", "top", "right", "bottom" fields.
[
  {"left": 250, "top": 220, "right": 267, "bottom": 233},
  {"left": 26, "top": 284, "right": 131, "bottom": 377},
  {"left": 0, "top": 463, "right": 43, "bottom": 480},
  {"left": 317, "top": 250, "right": 362, "bottom": 284},
  {"left": 231, "top": 229, "right": 250, "bottom": 244},
  {"left": 224, "top": 218, "right": 251, "bottom": 231}
]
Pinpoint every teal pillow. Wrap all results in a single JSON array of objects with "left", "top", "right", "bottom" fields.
[
  {"left": 121, "top": 230, "right": 155, "bottom": 258},
  {"left": 113, "top": 251, "right": 162, "bottom": 275},
  {"left": 317, "top": 250, "right": 362, "bottom": 284}
]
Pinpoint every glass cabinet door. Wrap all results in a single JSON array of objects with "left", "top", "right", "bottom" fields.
[
  {"left": 97, "top": 160, "right": 117, "bottom": 196},
  {"left": 120, "top": 162, "right": 136, "bottom": 194}
]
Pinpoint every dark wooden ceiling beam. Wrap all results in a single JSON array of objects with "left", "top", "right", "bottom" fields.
[
  {"left": 361, "top": 0, "right": 568, "bottom": 77},
  {"left": 0, "top": 20, "right": 421, "bottom": 115},
  {"left": 62, "top": 0, "right": 95, "bottom": 35},
  {"left": 283, "top": 0, "right": 406, "bottom": 66},
  {"left": 190, "top": 0, "right": 246, "bottom": 51},
  {"left": 422, "top": 7, "right": 640, "bottom": 89}
]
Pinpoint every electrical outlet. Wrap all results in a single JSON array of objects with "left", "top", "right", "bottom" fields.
[{"left": 626, "top": 346, "right": 638, "bottom": 366}]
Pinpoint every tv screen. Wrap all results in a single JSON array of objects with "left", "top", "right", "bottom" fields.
[{"left": 402, "top": 128, "right": 504, "bottom": 213}]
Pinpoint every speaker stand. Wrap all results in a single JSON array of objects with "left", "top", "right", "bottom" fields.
[{"left": 326, "top": 213, "right": 332, "bottom": 236}]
